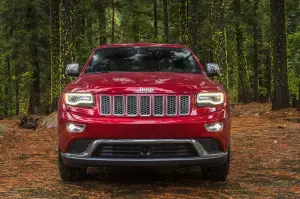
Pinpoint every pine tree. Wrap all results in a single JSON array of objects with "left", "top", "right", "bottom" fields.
[
  {"left": 234, "top": 0, "right": 252, "bottom": 103},
  {"left": 163, "top": 0, "right": 169, "bottom": 43},
  {"left": 270, "top": 0, "right": 290, "bottom": 109},
  {"left": 210, "top": 0, "right": 228, "bottom": 88}
]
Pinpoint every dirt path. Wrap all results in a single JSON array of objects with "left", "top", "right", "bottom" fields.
[{"left": 0, "top": 106, "right": 299, "bottom": 198}]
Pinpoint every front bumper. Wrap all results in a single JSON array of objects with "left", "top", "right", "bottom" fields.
[
  {"left": 61, "top": 139, "right": 228, "bottom": 168},
  {"left": 58, "top": 110, "right": 231, "bottom": 153}
]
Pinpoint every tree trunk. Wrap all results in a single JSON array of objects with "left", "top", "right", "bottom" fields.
[
  {"left": 180, "top": 0, "right": 187, "bottom": 44},
  {"left": 253, "top": 0, "right": 260, "bottom": 101},
  {"left": 132, "top": 1, "right": 139, "bottom": 42},
  {"left": 297, "top": 80, "right": 300, "bottom": 111},
  {"left": 15, "top": 71, "right": 19, "bottom": 115},
  {"left": 50, "top": 0, "right": 61, "bottom": 110},
  {"left": 211, "top": 0, "right": 228, "bottom": 88},
  {"left": 27, "top": 4, "right": 41, "bottom": 115},
  {"left": 111, "top": 0, "right": 115, "bottom": 43},
  {"left": 60, "top": 0, "right": 76, "bottom": 86},
  {"left": 98, "top": 2, "right": 106, "bottom": 45},
  {"left": 264, "top": 48, "right": 272, "bottom": 101},
  {"left": 153, "top": 0, "right": 158, "bottom": 40},
  {"left": 270, "top": 0, "right": 290, "bottom": 110},
  {"left": 4, "top": 58, "right": 10, "bottom": 116},
  {"left": 163, "top": 0, "right": 169, "bottom": 43},
  {"left": 188, "top": 0, "right": 198, "bottom": 53},
  {"left": 74, "top": 0, "right": 84, "bottom": 56},
  {"left": 234, "top": 0, "right": 251, "bottom": 103},
  {"left": 86, "top": 17, "right": 93, "bottom": 47}
]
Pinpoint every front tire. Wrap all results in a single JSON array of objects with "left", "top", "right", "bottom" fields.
[
  {"left": 58, "top": 147, "right": 86, "bottom": 182},
  {"left": 201, "top": 148, "right": 230, "bottom": 181}
]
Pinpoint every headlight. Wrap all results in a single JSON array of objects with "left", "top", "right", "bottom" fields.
[
  {"left": 196, "top": 92, "right": 224, "bottom": 106},
  {"left": 64, "top": 93, "right": 94, "bottom": 107},
  {"left": 204, "top": 122, "right": 223, "bottom": 132}
]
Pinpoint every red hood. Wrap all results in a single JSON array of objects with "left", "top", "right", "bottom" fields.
[{"left": 66, "top": 72, "right": 223, "bottom": 94}]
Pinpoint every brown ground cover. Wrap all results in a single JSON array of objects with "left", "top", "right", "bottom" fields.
[{"left": 0, "top": 103, "right": 299, "bottom": 199}]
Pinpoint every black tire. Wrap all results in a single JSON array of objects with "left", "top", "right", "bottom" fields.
[
  {"left": 201, "top": 148, "right": 230, "bottom": 181},
  {"left": 58, "top": 147, "right": 86, "bottom": 182}
]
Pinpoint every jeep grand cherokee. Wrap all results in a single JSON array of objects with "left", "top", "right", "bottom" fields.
[{"left": 58, "top": 43, "right": 231, "bottom": 181}]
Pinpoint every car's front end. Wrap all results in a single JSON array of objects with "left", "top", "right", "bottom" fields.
[{"left": 58, "top": 44, "right": 231, "bottom": 181}]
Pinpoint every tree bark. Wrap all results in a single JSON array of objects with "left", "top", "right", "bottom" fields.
[
  {"left": 188, "top": 0, "right": 198, "bottom": 53},
  {"left": 235, "top": 0, "right": 251, "bottom": 103},
  {"left": 253, "top": 0, "right": 260, "bottom": 101},
  {"left": 163, "top": 0, "right": 169, "bottom": 43},
  {"left": 153, "top": 0, "right": 158, "bottom": 40},
  {"left": 234, "top": 0, "right": 252, "bottom": 103},
  {"left": 4, "top": 58, "right": 10, "bottom": 116},
  {"left": 74, "top": 0, "right": 84, "bottom": 55},
  {"left": 132, "top": 1, "right": 139, "bottom": 42},
  {"left": 264, "top": 48, "right": 272, "bottom": 101},
  {"left": 180, "top": 0, "right": 187, "bottom": 44},
  {"left": 111, "top": 0, "right": 115, "bottom": 43},
  {"left": 27, "top": 4, "right": 41, "bottom": 114},
  {"left": 86, "top": 17, "right": 93, "bottom": 47},
  {"left": 50, "top": 0, "right": 61, "bottom": 110},
  {"left": 210, "top": 0, "right": 228, "bottom": 88},
  {"left": 270, "top": 0, "right": 290, "bottom": 109},
  {"left": 60, "top": 0, "right": 76, "bottom": 87},
  {"left": 98, "top": 1, "right": 106, "bottom": 44}
]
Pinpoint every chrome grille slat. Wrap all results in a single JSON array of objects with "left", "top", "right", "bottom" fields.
[
  {"left": 140, "top": 96, "right": 151, "bottom": 116},
  {"left": 166, "top": 96, "right": 177, "bottom": 116},
  {"left": 113, "top": 96, "right": 124, "bottom": 115},
  {"left": 179, "top": 96, "right": 190, "bottom": 115},
  {"left": 126, "top": 96, "right": 138, "bottom": 116},
  {"left": 153, "top": 96, "right": 164, "bottom": 116},
  {"left": 100, "top": 94, "right": 189, "bottom": 117},
  {"left": 100, "top": 96, "right": 111, "bottom": 115}
]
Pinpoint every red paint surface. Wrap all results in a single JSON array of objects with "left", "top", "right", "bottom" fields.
[{"left": 58, "top": 43, "right": 231, "bottom": 154}]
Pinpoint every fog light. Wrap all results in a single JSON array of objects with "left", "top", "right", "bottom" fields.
[
  {"left": 204, "top": 122, "right": 223, "bottom": 132},
  {"left": 66, "top": 123, "right": 85, "bottom": 133}
]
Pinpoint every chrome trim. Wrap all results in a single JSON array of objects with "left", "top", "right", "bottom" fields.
[
  {"left": 62, "top": 139, "right": 227, "bottom": 159},
  {"left": 179, "top": 96, "right": 190, "bottom": 115},
  {"left": 100, "top": 95, "right": 111, "bottom": 115},
  {"left": 153, "top": 95, "right": 164, "bottom": 116},
  {"left": 113, "top": 96, "right": 125, "bottom": 116},
  {"left": 126, "top": 95, "right": 138, "bottom": 116},
  {"left": 166, "top": 96, "right": 177, "bottom": 116},
  {"left": 100, "top": 94, "right": 191, "bottom": 117},
  {"left": 139, "top": 95, "right": 151, "bottom": 116}
]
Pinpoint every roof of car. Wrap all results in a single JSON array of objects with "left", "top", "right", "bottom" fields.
[{"left": 97, "top": 43, "right": 185, "bottom": 49}]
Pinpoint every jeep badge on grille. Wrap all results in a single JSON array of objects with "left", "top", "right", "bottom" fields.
[{"left": 137, "top": 87, "right": 154, "bottom": 93}]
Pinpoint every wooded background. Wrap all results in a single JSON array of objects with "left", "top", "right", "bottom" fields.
[{"left": 0, "top": 0, "right": 299, "bottom": 115}]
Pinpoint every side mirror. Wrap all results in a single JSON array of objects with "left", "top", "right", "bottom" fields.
[
  {"left": 205, "top": 63, "right": 220, "bottom": 77},
  {"left": 65, "top": 63, "right": 80, "bottom": 77}
]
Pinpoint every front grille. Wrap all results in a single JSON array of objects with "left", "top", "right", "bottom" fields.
[
  {"left": 197, "top": 139, "right": 222, "bottom": 154},
  {"left": 179, "top": 96, "right": 190, "bottom": 115},
  {"left": 154, "top": 96, "right": 164, "bottom": 115},
  {"left": 100, "top": 95, "right": 190, "bottom": 117},
  {"left": 114, "top": 96, "right": 124, "bottom": 115},
  {"left": 166, "top": 96, "right": 177, "bottom": 115},
  {"left": 68, "top": 139, "right": 94, "bottom": 154},
  {"left": 92, "top": 143, "right": 198, "bottom": 158},
  {"left": 140, "top": 96, "right": 151, "bottom": 116},
  {"left": 100, "top": 96, "right": 111, "bottom": 115},
  {"left": 126, "top": 96, "right": 138, "bottom": 116}
]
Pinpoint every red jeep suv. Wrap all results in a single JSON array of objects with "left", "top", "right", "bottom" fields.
[{"left": 58, "top": 43, "right": 231, "bottom": 181}]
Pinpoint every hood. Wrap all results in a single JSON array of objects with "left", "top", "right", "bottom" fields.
[{"left": 66, "top": 72, "right": 223, "bottom": 94}]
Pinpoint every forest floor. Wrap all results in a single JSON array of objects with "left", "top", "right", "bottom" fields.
[{"left": 0, "top": 103, "right": 299, "bottom": 199}]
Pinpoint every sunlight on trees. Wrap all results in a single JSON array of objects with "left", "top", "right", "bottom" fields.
[{"left": 0, "top": 0, "right": 299, "bottom": 115}]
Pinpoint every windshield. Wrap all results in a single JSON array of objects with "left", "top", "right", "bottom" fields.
[{"left": 85, "top": 47, "right": 201, "bottom": 74}]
